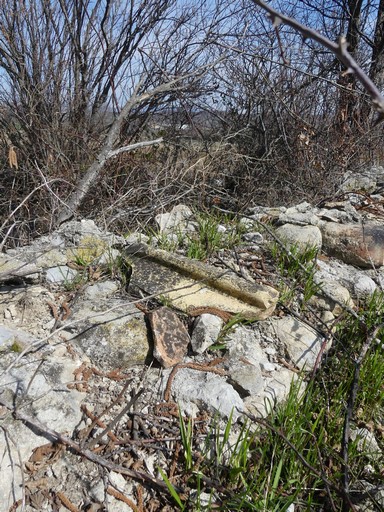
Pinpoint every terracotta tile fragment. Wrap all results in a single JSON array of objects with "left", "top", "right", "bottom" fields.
[{"left": 148, "top": 307, "right": 190, "bottom": 368}]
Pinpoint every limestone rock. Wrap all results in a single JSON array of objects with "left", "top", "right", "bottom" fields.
[
  {"left": 191, "top": 314, "right": 223, "bottom": 354},
  {"left": 0, "top": 285, "right": 55, "bottom": 336},
  {"left": 64, "top": 298, "right": 149, "bottom": 370},
  {"left": 310, "top": 279, "right": 354, "bottom": 316},
  {"left": 148, "top": 307, "right": 190, "bottom": 368},
  {"left": 170, "top": 367, "right": 244, "bottom": 419},
  {"left": 354, "top": 276, "right": 377, "bottom": 298},
  {"left": 278, "top": 202, "right": 320, "bottom": 226},
  {"left": 242, "top": 231, "right": 264, "bottom": 244},
  {"left": 0, "top": 254, "right": 40, "bottom": 282},
  {"left": 45, "top": 265, "right": 78, "bottom": 284},
  {"left": 321, "top": 222, "right": 384, "bottom": 268},
  {"left": 275, "top": 224, "right": 322, "bottom": 251},
  {"left": 315, "top": 258, "right": 377, "bottom": 298},
  {"left": 350, "top": 428, "right": 382, "bottom": 461},
  {"left": 266, "top": 317, "right": 327, "bottom": 370},
  {"left": 340, "top": 166, "right": 384, "bottom": 194},
  {"left": 155, "top": 204, "right": 195, "bottom": 235},
  {"left": 0, "top": 342, "right": 86, "bottom": 509},
  {"left": 6, "top": 219, "right": 125, "bottom": 271}
]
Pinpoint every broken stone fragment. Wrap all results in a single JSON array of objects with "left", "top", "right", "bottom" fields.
[
  {"left": 148, "top": 306, "right": 190, "bottom": 368},
  {"left": 191, "top": 313, "right": 224, "bottom": 354},
  {"left": 155, "top": 204, "right": 195, "bottom": 235}
]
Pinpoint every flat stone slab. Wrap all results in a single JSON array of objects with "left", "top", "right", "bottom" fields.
[{"left": 124, "top": 243, "right": 278, "bottom": 320}]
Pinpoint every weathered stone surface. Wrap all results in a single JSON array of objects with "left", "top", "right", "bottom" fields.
[
  {"left": 340, "top": 166, "right": 384, "bottom": 194},
  {"left": 310, "top": 279, "right": 354, "bottom": 316},
  {"left": 45, "top": 265, "right": 78, "bottom": 284},
  {"left": 223, "top": 325, "right": 299, "bottom": 417},
  {"left": 350, "top": 428, "right": 382, "bottom": 460},
  {"left": 278, "top": 202, "right": 320, "bottom": 226},
  {"left": 0, "top": 254, "right": 40, "bottom": 282},
  {"left": 321, "top": 222, "right": 384, "bottom": 268},
  {"left": 228, "top": 359, "right": 265, "bottom": 396},
  {"left": 0, "top": 343, "right": 86, "bottom": 509},
  {"left": 275, "top": 224, "right": 322, "bottom": 251},
  {"left": 244, "top": 368, "right": 299, "bottom": 418},
  {"left": 354, "top": 276, "right": 377, "bottom": 298},
  {"left": 125, "top": 243, "right": 279, "bottom": 320},
  {"left": 83, "top": 279, "right": 120, "bottom": 299},
  {"left": 64, "top": 299, "right": 149, "bottom": 370},
  {"left": 148, "top": 306, "right": 190, "bottom": 368},
  {"left": 155, "top": 204, "right": 195, "bottom": 235},
  {"left": 315, "top": 258, "right": 378, "bottom": 299},
  {"left": 191, "top": 314, "right": 223, "bottom": 354},
  {"left": 0, "top": 285, "right": 55, "bottom": 336},
  {"left": 265, "top": 317, "right": 327, "bottom": 370},
  {"left": 170, "top": 367, "right": 244, "bottom": 419},
  {"left": 242, "top": 231, "right": 264, "bottom": 244},
  {"left": 5, "top": 219, "right": 125, "bottom": 271}
]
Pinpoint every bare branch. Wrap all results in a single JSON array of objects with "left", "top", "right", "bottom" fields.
[
  {"left": 106, "top": 138, "right": 163, "bottom": 160},
  {"left": 251, "top": 0, "right": 384, "bottom": 121}
]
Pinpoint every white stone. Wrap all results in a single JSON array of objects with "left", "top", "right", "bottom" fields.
[
  {"left": 155, "top": 204, "right": 194, "bottom": 234},
  {"left": 109, "top": 471, "right": 128, "bottom": 491},
  {"left": 45, "top": 265, "right": 78, "bottom": 284},
  {"left": 354, "top": 276, "right": 377, "bottom": 297},
  {"left": 275, "top": 224, "right": 322, "bottom": 251},
  {"left": 84, "top": 280, "right": 120, "bottom": 299},
  {"left": 260, "top": 361, "right": 276, "bottom": 372},
  {"left": 265, "top": 346, "right": 277, "bottom": 356},
  {"left": 191, "top": 314, "right": 223, "bottom": 354},
  {"left": 351, "top": 428, "right": 382, "bottom": 460},
  {"left": 243, "top": 231, "right": 264, "bottom": 244},
  {"left": 267, "top": 317, "right": 327, "bottom": 370},
  {"left": 89, "top": 479, "right": 105, "bottom": 502},
  {"left": 0, "top": 345, "right": 86, "bottom": 509},
  {"left": 239, "top": 217, "right": 255, "bottom": 230},
  {"left": 311, "top": 279, "right": 354, "bottom": 315},
  {"left": 172, "top": 368, "right": 244, "bottom": 419}
]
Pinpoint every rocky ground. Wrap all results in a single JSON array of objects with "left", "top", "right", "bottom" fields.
[{"left": 1, "top": 166, "right": 384, "bottom": 511}]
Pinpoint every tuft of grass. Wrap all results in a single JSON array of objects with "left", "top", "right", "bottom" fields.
[
  {"left": 269, "top": 242, "right": 321, "bottom": 308},
  {"left": 147, "top": 209, "right": 247, "bottom": 261},
  {"left": 9, "top": 339, "right": 23, "bottom": 353},
  {"left": 162, "top": 291, "right": 384, "bottom": 511}
]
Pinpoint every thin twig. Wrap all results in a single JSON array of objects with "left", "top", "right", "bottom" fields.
[{"left": 251, "top": 0, "right": 384, "bottom": 122}]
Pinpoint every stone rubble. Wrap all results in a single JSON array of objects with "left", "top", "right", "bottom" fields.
[{"left": 0, "top": 166, "right": 383, "bottom": 510}]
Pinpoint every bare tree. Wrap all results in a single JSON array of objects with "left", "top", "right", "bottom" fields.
[{"left": 0, "top": 0, "right": 236, "bottom": 236}]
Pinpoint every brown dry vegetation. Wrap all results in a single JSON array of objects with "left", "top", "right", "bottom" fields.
[{"left": 1, "top": 0, "right": 384, "bottom": 247}]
